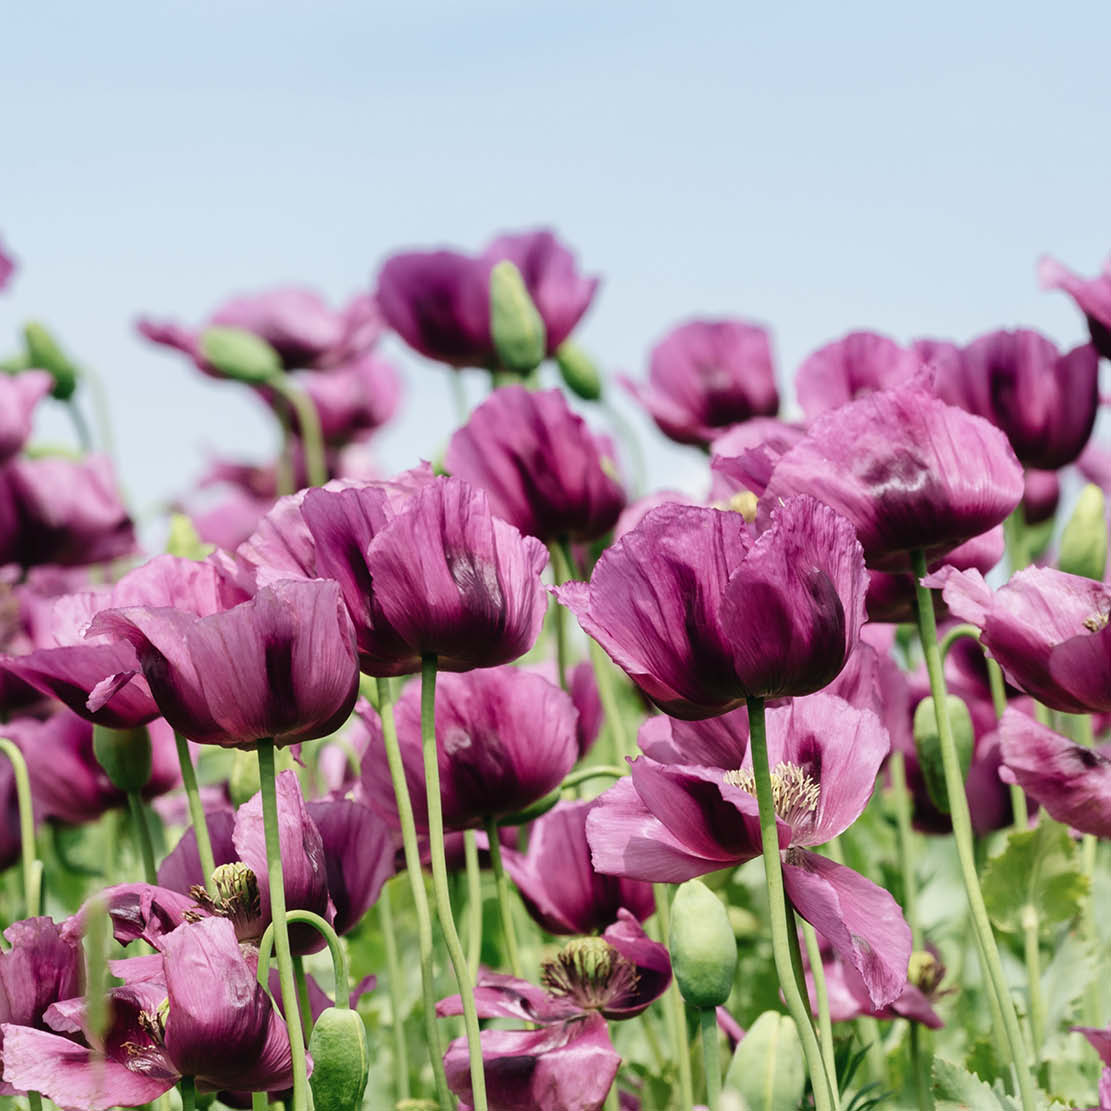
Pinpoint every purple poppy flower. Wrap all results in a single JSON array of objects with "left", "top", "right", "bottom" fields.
[
  {"left": 928, "top": 329, "right": 1099, "bottom": 470},
  {"left": 709, "top": 417, "right": 807, "bottom": 502},
  {"left": 376, "top": 228, "right": 597, "bottom": 370},
  {"left": 555, "top": 495, "right": 866, "bottom": 718},
  {"left": 0, "top": 239, "right": 14, "bottom": 292},
  {"left": 620, "top": 319, "right": 778, "bottom": 446},
  {"left": 2, "top": 917, "right": 296, "bottom": 1106},
  {"left": 0, "top": 455, "right": 135, "bottom": 569},
  {"left": 1038, "top": 254, "right": 1111, "bottom": 360},
  {"left": 0, "top": 372, "right": 52, "bottom": 464},
  {"left": 2, "top": 554, "right": 251, "bottom": 730},
  {"left": 88, "top": 579, "right": 359, "bottom": 748},
  {"left": 997, "top": 709, "right": 1111, "bottom": 837},
  {"left": 1074, "top": 1027, "right": 1111, "bottom": 1110},
  {"left": 586, "top": 693, "right": 910, "bottom": 1006},
  {"left": 360, "top": 666, "right": 578, "bottom": 832},
  {"left": 612, "top": 490, "right": 695, "bottom": 541},
  {"left": 795, "top": 331, "right": 921, "bottom": 418},
  {"left": 926, "top": 564, "right": 1111, "bottom": 714},
  {"left": 755, "top": 384, "right": 1024, "bottom": 571},
  {"left": 497, "top": 799, "right": 654, "bottom": 935},
  {"left": 284, "top": 355, "right": 400, "bottom": 445},
  {"left": 1022, "top": 469, "right": 1061, "bottom": 525},
  {"left": 0, "top": 917, "right": 83, "bottom": 1096},
  {"left": 446, "top": 386, "right": 625, "bottom": 543},
  {"left": 437, "top": 911, "right": 669, "bottom": 1111},
  {"left": 527, "top": 660, "right": 603, "bottom": 759}
]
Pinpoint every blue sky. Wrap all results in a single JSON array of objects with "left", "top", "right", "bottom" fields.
[{"left": 2, "top": 1, "right": 1108, "bottom": 527}]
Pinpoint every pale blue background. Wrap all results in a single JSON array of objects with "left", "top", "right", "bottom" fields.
[{"left": 2, "top": 1, "right": 1108, "bottom": 528}]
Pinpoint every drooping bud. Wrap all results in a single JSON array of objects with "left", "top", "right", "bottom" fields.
[
  {"left": 199, "top": 326, "right": 283, "bottom": 384},
  {"left": 668, "top": 879, "right": 737, "bottom": 1008},
  {"left": 1059, "top": 483, "right": 1107, "bottom": 582},
  {"left": 92, "top": 724, "right": 152, "bottom": 793},
  {"left": 913, "top": 695, "right": 973, "bottom": 814},
  {"left": 308, "top": 1006, "right": 370, "bottom": 1111},
  {"left": 541, "top": 937, "right": 639, "bottom": 1012},
  {"left": 555, "top": 340, "right": 603, "bottom": 400},
  {"left": 490, "top": 260, "right": 546, "bottom": 374},
  {"left": 23, "top": 321, "right": 79, "bottom": 399}
]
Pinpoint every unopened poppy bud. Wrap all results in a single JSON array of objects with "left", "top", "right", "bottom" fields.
[
  {"left": 555, "top": 340, "right": 603, "bottom": 400},
  {"left": 668, "top": 878, "right": 737, "bottom": 1007},
  {"left": 308, "top": 1005, "right": 370, "bottom": 1111},
  {"left": 490, "top": 260, "right": 546, "bottom": 374},
  {"left": 908, "top": 949, "right": 944, "bottom": 995},
  {"left": 1059, "top": 483, "right": 1107, "bottom": 582},
  {"left": 23, "top": 321, "right": 79, "bottom": 399},
  {"left": 165, "top": 512, "right": 213, "bottom": 560},
  {"left": 92, "top": 724, "right": 152, "bottom": 793},
  {"left": 199, "top": 326, "right": 284, "bottom": 384},
  {"left": 913, "top": 695, "right": 973, "bottom": 814}
]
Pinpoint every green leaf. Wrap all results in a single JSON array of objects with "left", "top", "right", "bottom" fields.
[
  {"left": 723, "top": 1010, "right": 805, "bottom": 1111},
  {"left": 980, "top": 818, "right": 1089, "bottom": 935},
  {"left": 913, "top": 695, "right": 973, "bottom": 813},
  {"left": 199, "top": 326, "right": 283, "bottom": 384},
  {"left": 933, "top": 1058, "right": 1020, "bottom": 1111}
]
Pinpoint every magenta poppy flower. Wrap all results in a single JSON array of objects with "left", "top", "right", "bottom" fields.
[
  {"left": 928, "top": 329, "right": 1099, "bottom": 470},
  {"left": 88, "top": 579, "right": 359, "bottom": 748},
  {"left": 436, "top": 911, "right": 670, "bottom": 1111},
  {"left": 284, "top": 354, "right": 401, "bottom": 445},
  {"left": 620, "top": 318, "right": 778, "bottom": 446},
  {"left": 0, "top": 455, "right": 135, "bottom": 569},
  {"left": 754, "top": 384, "right": 1024, "bottom": 571},
  {"left": 497, "top": 799, "right": 653, "bottom": 935},
  {"left": 612, "top": 490, "right": 695, "bottom": 541},
  {"left": 139, "top": 287, "right": 381, "bottom": 374},
  {"left": 1074, "top": 1027, "right": 1111, "bottom": 1110},
  {"left": 0, "top": 372, "right": 52, "bottom": 464},
  {"left": 997, "top": 709, "right": 1111, "bottom": 837},
  {"left": 376, "top": 228, "right": 597, "bottom": 370},
  {"left": 446, "top": 386, "right": 625, "bottom": 543},
  {"left": 360, "top": 666, "right": 578, "bottom": 832},
  {"left": 555, "top": 495, "right": 866, "bottom": 719},
  {"left": 2, "top": 555, "right": 251, "bottom": 730},
  {"left": 926, "top": 564, "right": 1111, "bottom": 714},
  {"left": 709, "top": 417, "right": 807, "bottom": 502},
  {"left": 1038, "top": 254, "right": 1111, "bottom": 360},
  {"left": 1022, "top": 469, "right": 1060, "bottom": 525},
  {"left": 2, "top": 917, "right": 297, "bottom": 1107},
  {"left": 794, "top": 331, "right": 921, "bottom": 418},
  {"left": 586, "top": 693, "right": 910, "bottom": 1006}
]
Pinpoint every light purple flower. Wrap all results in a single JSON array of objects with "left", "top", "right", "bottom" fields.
[
  {"left": 0, "top": 372, "right": 52, "bottom": 464},
  {"left": 795, "top": 331, "right": 920, "bottom": 418},
  {"left": 1038, "top": 254, "right": 1111, "bottom": 360}
]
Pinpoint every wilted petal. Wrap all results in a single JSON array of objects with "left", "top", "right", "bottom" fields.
[
  {"left": 601, "top": 909, "right": 671, "bottom": 1017},
  {"left": 69, "top": 883, "right": 200, "bottom": 949}
]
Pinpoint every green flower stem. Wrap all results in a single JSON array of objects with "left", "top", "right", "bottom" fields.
[
  {"left": 65, "top": 395, "right": 93, "bottom": 452},
  {"left": 856, "top": 1016, "right": 888, "bottom": 1086},
  {"left": 911, "top": 550, "right": 1036, "bottom": 1111},
  {"left": 699, "top": 1006, "right": 722, "bottom": 1111},
  {"left": 604, "top": 1080, "right": 621, "bottom": 1111},
  {"left": 802, "top": 921, "right": 837, "bottom": 1099},
  {"left": 179, "top": 1077, "right": 196, "bottom": 1111},
  {"left": 0, "top": 738, "right": 40, "bottom": 916},
  {"left": 378, "top": 884, "right": 411, "bottom": 1102},
  {"left": 293, "top": 954, "right": 313, "bottom": 1038},
  {"left": 422, "top": 656, "right": 488, "bottom": 1111},
  {"left": 126, "top": 791, "right": 158, "bottom": 885},
  {"left": 909, "top": 1024, "right": 933, "bottom": 1111},
  {"left": 1022, "top": 908, "right": 1045, "bottom": 1058},
  {"left": 653, "top": 884, "right": 694, "bottom": 1110},
  {"left": 1068, "top": 711, "right": 1103, "bottom": 1027},
  {"left": 251, "top": 1091, "right": 267, "bottom": 1111},
  {"left": 257, "top": 910, "right": 351, "bottom": 1009},
  {"left": 451, "top": 373, "right": 470, "bottom": 424},
  {"left": 981, "top": 652, "right": 1029, "bottom": 829},
  {"left": 549, "top": 539, "right": 571, "bottom": 691},
  {"left": 938, "top": 623, "right": 981, "bottom": 663},
  {"left": 27, "top": 1092, "right": 43, "bottom": 1111},
  {"left": 267, "top": 375, "right": 327, "bottom": 488},
  {"left": 560, "top": 765, "right": 627, "bottom": 790},
  {"left": 463, "top": 829, "right": 484, "bottom": 979},
  {"left": 174, "top": 732, "right": 217, "bottom": 897},
  {"left": 887, "top": 749, "right": 920, "bottom": 948},
  {"left": 256, "top": 738, "right": 310, "bottom": 1111},
  {"left": 483, "top": 816, "right": 522, "bottom": 978},
  {"left": 747, "top": 697, "right": 835, "bottom": 1111},
  {"left": 376, "top": 677, "right": 452, "bottom": 1111}
]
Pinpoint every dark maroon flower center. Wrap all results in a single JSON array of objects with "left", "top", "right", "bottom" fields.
[{"left": 540, "top": 937, "right": 639, "bottom": 1012}]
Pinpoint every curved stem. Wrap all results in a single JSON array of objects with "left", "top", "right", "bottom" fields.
[
  {"left": 78, "top": 364, "right": 116, "bottom": 461},
  {"left": 938, "top": 623, "right": 982, "bottom": 663},
  {"left": 911, "top": 550, "right": 1036, "bottom": 1110},
  {"left": 699, "top": 1006, "right": 722, "bottom": 1111},
  {"left": 560, "top": 765, "right": 628, "bottom": 790},
  {"left": 378, "top": 885, "right": 411, "bottom": 1101},
  {"left": 653, "top": 884, "right": 694, "bottom": 1110},
  {"left": 483, "top": 816, "right": 522, "bottom": 978},
  {"left": 549, "top": 539, "right": 571, "bottom": 690},
  {"left": 268, "top": 376, "right": 327, "bottom": 488},
  {"left": 65, "top": 396, "right": 93, "bottom": 452},
  {"left": 256, "top": 738, "right": 310, "bottom": 1111},
  {"left": 126, "top": 791, "right": 158, "bottom": 885},
  {"left": 421, "top": 657, "right": 488, "bottom": 1111},
  {"left": 0, "top": 738, "right": 40, "bottom": 916},
  {"left": 888, "top": 749, "right": 919, "bottom": 948},
  {"left": 802, "top": 920, "right": 837, "bottom": 1100},
  {"left": 747, "top": 697, "right": 835, "bottom": 1111},
  {"left": 463, "top": 830, "right": 484, "bottom": 979},
  {"left": 983, "top": 656, "right": 1028, "bottom": 828},
  {"left": 293, "top": 954, "right": 313, "bottom": 1038},
  {"left": 174, "top": 732, "right": 216, "bottom": 897},
  {"left": 376, "top": 677, "right": 452, "bottom": 1111}
]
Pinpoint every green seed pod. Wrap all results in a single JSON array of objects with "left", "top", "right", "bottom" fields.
[
  {"left": 308, "top": 1006, "right": 370, "bottom": 1111},
  {"left": 199, "top": 326, "right": 283, "bottom": 384},
  {"left": 913, "top": 694, "right": 973, "bottom": 814},
  {"left": 23, "top": 321, "right": 79, "bottom": 399},
  {"left": 92, "top": 724, "right": 153, "bottom": 793},
  {"left": 490, "top": 260, "right": 546, "bottom": 375},
  {"left": 1059, "top": 483, "right": 1107, "bottom": 582},
  {"left": 555, "top": 341, "right": 603, "bottom": 400},
  {"left": 669, "top": 878, "right": 737, "bottom": 1008}
]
